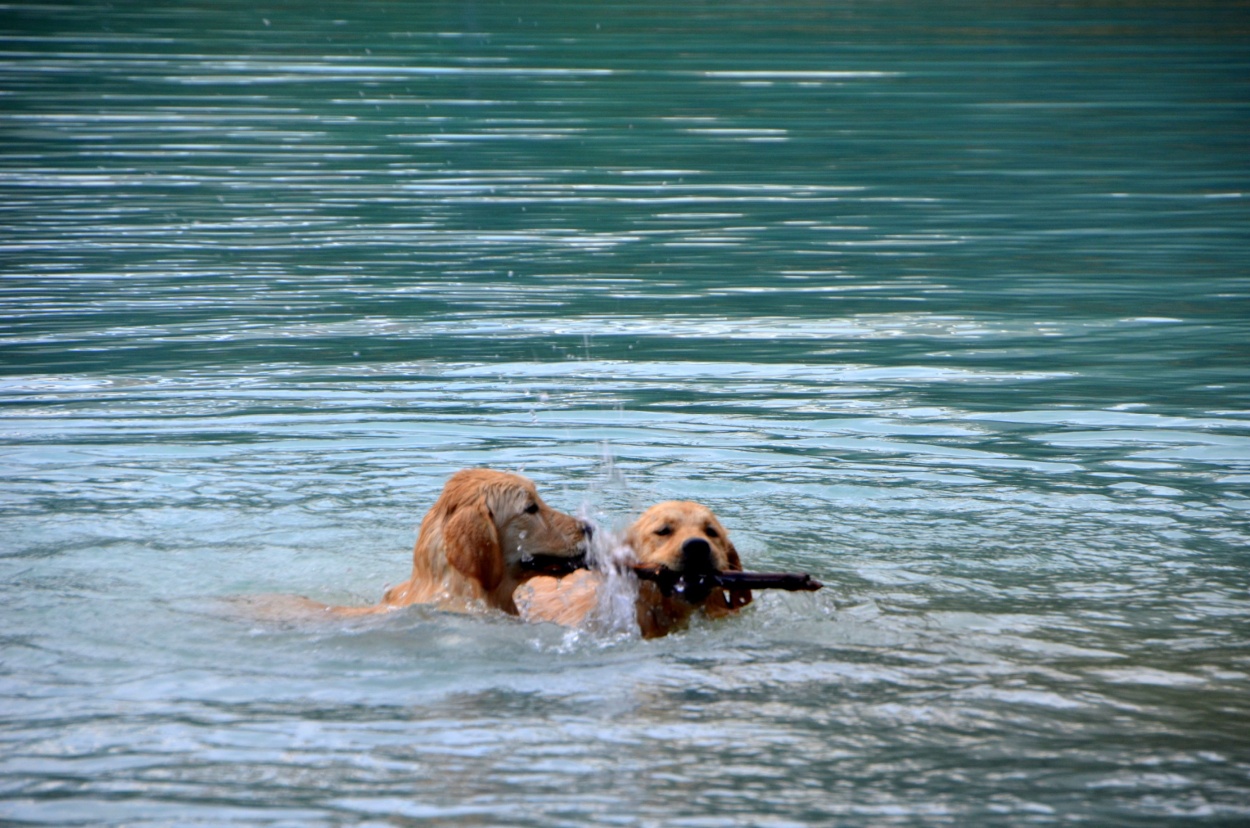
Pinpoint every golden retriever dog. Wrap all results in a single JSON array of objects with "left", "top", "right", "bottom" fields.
[
  {"left": 515, "top": 500, "right": 753, "bottom": 638},
  {"left": 296, "top": 469, "right": 589, "bottom": 617}
]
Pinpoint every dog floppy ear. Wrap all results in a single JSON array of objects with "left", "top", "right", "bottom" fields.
[{"left": 442, "top": 498, "right": 505, "bottom": 591}]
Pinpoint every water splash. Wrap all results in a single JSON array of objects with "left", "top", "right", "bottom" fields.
[{"left": 573, "top": 504, "right": 640, "bottom": 639}]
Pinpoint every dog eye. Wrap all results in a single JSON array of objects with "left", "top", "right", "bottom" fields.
[
  {"left": 655, "top": 525, "right": 672, "bottom": 536},
  {"left": 524, "top": 503, "right": 540, "bottom": 515},
  {"left": 705, "top": 525, "right": 720, "bottom": 539}
]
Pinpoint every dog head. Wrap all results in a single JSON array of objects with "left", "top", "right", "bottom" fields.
[
  {"left": 427, "top": 469, "right": 590, "bottom": 599},
  {"left": 626, "top": 500, "right": 742, "bottom": 577},
  {"left": 624, "top": 500, "right": 753, "bottom": 635}
]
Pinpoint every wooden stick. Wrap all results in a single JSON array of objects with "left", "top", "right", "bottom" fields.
[
  {"left": 519, "top": 553, "right": 588, "bottom": 575},
  {"left": 522, "top": 557, "right": 824, "bottom": 597},
  {"left": 631, "top": 564, "right": 823, "bottom": 594}
]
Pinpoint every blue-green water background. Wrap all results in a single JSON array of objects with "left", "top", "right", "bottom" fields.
[{"left": 2, "top": 1, "right": 1249, "bottom": 824}]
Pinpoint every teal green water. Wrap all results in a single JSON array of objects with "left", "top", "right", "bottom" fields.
[{"left": 2, "top": 1, "right": 1249, "bottom": 825}]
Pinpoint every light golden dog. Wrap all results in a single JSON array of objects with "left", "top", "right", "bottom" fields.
[
  {"left": 515, "top": 500, "right": 753, "bottom": 638},
  {"left": 295, "top": 469, "right": 589, "bottom": 617}
]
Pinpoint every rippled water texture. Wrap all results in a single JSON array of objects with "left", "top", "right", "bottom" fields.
[{"left": 2, "top": 1, "right": 1249, "bottom": 825}]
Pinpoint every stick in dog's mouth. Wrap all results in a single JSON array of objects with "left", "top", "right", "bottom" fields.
[
  {"left": 632, "top": 564, "right": 823, "bottom": 599},
  {"left": 519, "top": 555, "right": 824, "bottom": 599},
  {"left": 519, "top": 552, "right": 589, "bottom": 575}
]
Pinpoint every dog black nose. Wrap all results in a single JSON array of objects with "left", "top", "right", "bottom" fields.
[
  {"left": 680, "top": 537, "right": 714, "bottom": 573},
  {"left": 580, "top": 521, "right": 594, "bottom": 540}
]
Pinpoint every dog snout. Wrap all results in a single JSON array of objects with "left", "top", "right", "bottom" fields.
[
  {"left": 580, "top": 520, "right": 595, "bottom": 541},
  {"left": 680, "top": 537, "right": 715, "bottom": 573}
]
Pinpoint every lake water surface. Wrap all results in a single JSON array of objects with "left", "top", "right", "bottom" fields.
[{"left": 2, "top": 1, "right": 1249, "bottom": 825}]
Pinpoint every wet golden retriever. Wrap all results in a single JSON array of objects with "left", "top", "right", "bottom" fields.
[
  {"left": 515, "top": 500, "right": 752, "bottom": 638},
  {"left": 288, "top": 469, "right": 590, "bottom": 617}
]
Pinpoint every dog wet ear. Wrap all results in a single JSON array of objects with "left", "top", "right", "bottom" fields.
[{"left": 444, "top": 498, "right": 505, "bottom": 590}]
